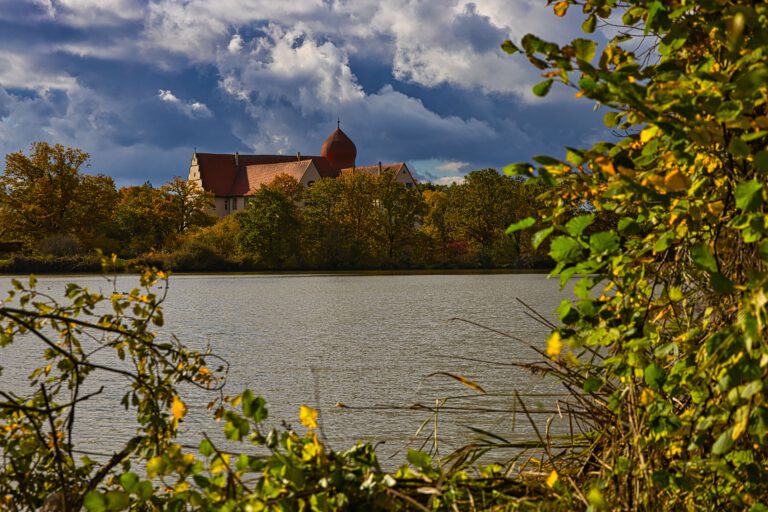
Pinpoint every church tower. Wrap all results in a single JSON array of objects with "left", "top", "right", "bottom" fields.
[{"left": 320, "top": 121, "right": 357, "bottom": 170}]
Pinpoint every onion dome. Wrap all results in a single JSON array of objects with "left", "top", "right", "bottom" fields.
[{"left": 320, "top": 123, "right": 357, "bottom": 170}]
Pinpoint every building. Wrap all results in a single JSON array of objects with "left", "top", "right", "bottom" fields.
[{"left": 188, "top": 124, "right": 418, "bottom": 216}]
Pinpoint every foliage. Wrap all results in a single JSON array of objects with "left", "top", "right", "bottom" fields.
[
  {"left": 0, "top": 267, "right": 225, "bottom": 510},
  {"left": 160, "top": 177, "right": 216, "bottom": 236},
  {"left": 504, "top": 0, "right": 768, "bottom": 508},
  {"left": 0, "top": 142, "right": 118, "bottom": 249}
]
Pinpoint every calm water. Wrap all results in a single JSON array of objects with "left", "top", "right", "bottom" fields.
[{"left": 0, "top": 273, "right": 571, "bottom": 466}]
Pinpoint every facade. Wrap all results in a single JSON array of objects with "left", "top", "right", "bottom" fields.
[{"left": 188, "top": 125, "right": 417, "bottom": 216}]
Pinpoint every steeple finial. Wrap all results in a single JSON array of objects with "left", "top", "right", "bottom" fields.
[{"left": 337, "top": 117, "right": 340, "bottom": 129}]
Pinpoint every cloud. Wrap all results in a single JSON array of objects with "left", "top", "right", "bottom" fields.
[
  {"left": 158, "top": 89, "right": 213, "bottom": 118},
  {"left": 433, "top": 175, "right": 465, "bottom": 185},
  {"left": 436, "top": 161, "right": 470, "bottom": 173}
]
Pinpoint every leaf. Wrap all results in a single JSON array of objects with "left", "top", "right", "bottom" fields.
[
  {"left": 589, "top": 231, "right": 620, "bottom": 254},
  {"left": 171, "top": 395, "right": 187, "bottom": 421},
  {"left": 583, "top": 377, "right": 602, "bottom": 393},
  {"left": 407, "top": 449, "right": 432, "bottom": 470},
  {"left": 506, "top": 217, "right": 535, "bottom": 234},
  {"left": 644, "top": 363, "right": 666, "bottom": 389},
  {"left": 565, "top": 214, "right": 595, "bottom": 237},
  {"left": 533, "top": 79, "right": 554, "bottom": 97},
  {"left": 755, "top": 150, "right": 768, "bottom": 173},
  {"left": 573, "top": 38, "right": 597, "bottom": 62},
  {"left": 712, "top": 427, "right": 735, "bottom": 455},
  {"left": 105, "top": 491, "right": 130, "bottom": 511},
  {"left": 84, "top": 492, "right": 107, "bottom": 512},
  {"left": 553, "top": 1, "right": 568, "bottom": 17},
  {"left": 119, "top": 472, "right": 139, "bottom": 493},
  {"left": 565, "top": 147, "right": 585, "bottom": 166},
  {"left": 691, "top": 245, "right": 718, "bottom": 273},
  {"left": 547, "top": 331, "right": 563, "bottom": 358},
  {"left": 735, "top": 179, "right": 763, "bottom": 211},
  {"left": 710, "top": 272, "right": 734, "bottom": 295},
  {"left": 501, "top": 40, "right": 520, "bottom": 55},
  {"left": 582, "top": 14, "right": 597, "bottom": 33},
  {"left": 549, "top": 236, "right": 583, "bottom": 264},
  {"left": 199, "top": 438, "right": 214, "bottom": 457},
  {"left": 546, "top": 469, "right": 559, "bottom": 488},
  {"left": 664, "top": 169, "right": 690, "bottom": 192},
  {"left": 729, "top": 136, "right": 750, "bottom": 158},
  {"left": 533, "top": 227, "right": 554, "bottom": 249},
  {"left": 300, "top": 404, "right": 318, "bottom": 429},
  {"left": 715, "top": 100, "right": 743, "bottom": 122},
  {"left": 428, "top": 371, "right": 486, "bottom": 393}
]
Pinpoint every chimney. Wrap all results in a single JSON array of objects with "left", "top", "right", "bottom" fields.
[
  {"left": 297, "top": 151, "right": 302, "bottom": 161},
  {"left": 235, "top": 152, "right": 239, "bottom": 166},
  {"left": 378, "top": 161, "right": 382, "bottom": 174}
]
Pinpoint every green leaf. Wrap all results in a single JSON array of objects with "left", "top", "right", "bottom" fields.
[
  {"left": 691, "top": 245, "right": 718, "bottom": 273},
  {"left": 604, "top": 111, "right": 620, "bottom": 128},
  {"left": 668, "top": 286, "right": 683, "bottom": 302},
  {"left": 506, "top": 217, "right": 536, "bottom": 234},
  {"left": 533, "top": 79, "right": 554, "bottom": 97},
  {"left": 136, "top": 481, "right": 153, "bottom": 501},
  {"left": 199, "top": 438, "right": 214, "bottom": 457},
  {"left": 583, "top": 377, "right": 602, "bottom": 393},
  {"left": 715, "top": 100, "right": 742, "bottom": 122},
  {"left": 84, "top": 492, "right": 107, "bottom": 512},
  {"left": 549, "top": 236, "right": 583, "bottom": 264},
  {"left": 502, "top": 162, "right": 534, "bottom": 176},
  {"left": 582, "top": 14, "right": 597, "bottom": 33},
  {"left": 589, "top": 231, "right": 620, "bottom": 254},
  {"left": 710, "top": 272, "right": 733, "bottom": 295},
  {"left": 644, "top": 363, "right": 666, "bottom": 390},
  {"left": 728, "top": 136, "right": 750, "bottom": 158},
  {"left": 565, "top": 214, "right": 595, "bottom": 237},
  {"left": 407, "top": 449, "right": 432, "bottom": 471},
  {"left": 755, "top": 150, "right": 768, "bottom": 173},
  {"left": 501, "top": 40, "right": 520, "bottom": 54},
  {"left": 533, "top": 155, "right": 563, "bottom": 166},
  {"left": 572, "top": 38, "right": 597, "bottom": 62},
  {"left": 712, "top": 427, "right": 735, "bottom": 455},
  {"left": 735, "top": 179, "right": 763, "bottom": 211},
  {"left": 119, "top": 472, "right": 139, "bottom": 493},
  {"left": 106, "top": 491, "right": 130, "bottom": 511},
  {"left": 532, "top": 227, "right": 554, "bottom": 249},
  {"left": 565, "top": 147, "right": 585, "bottom": 166},
  {"left": 618, "top": 217, "right": 639, "bottom": 235}
]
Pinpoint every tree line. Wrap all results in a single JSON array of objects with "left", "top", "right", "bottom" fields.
[{"left": 0, "top": 141, "right": 562, "bottom": 271}]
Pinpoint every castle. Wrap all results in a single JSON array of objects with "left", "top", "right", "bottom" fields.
[{"left": 188, "top": 124, "right": 417, "bottom": 216}]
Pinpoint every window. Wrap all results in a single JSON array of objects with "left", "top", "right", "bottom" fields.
[
  {"left": 405, "top": 182, "right": 414, "bottom": 189},
  {"left": 307, "top": 181, "right": 315, "bottom": 187},
  {"left": 244, "top": 197, "right": 249, "bottom": 208},
  {"left": 224, "top": 198, "right": 229, "bottom": 211},
  {"left": 232, "top": 198, "right": 238, "bottom": 211}
]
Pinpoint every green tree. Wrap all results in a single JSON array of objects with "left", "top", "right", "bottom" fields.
[
  {"left": 505, "top": 0, "right": 768, "bottom": 507},
  {"left": 237, "top": 186, "right": 300, "bottom": 268},
  {"left": 0, "top": 142, "right": 117, "bottom": 248},
  {"left": 375, "top": 170, "right": 426, "bottom": 264},
  {"left": 300, "top": 178, "right": 352, "bottom": 268}
]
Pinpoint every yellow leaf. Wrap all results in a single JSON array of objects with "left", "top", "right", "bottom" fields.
[
  {"left": 547, "top": 332, "right": 563, "bottom": 358},
  {"left": 546, "top": 470, "right": 559, "bottom": 488},
  {"left": 172, "top": 396, "right": 187, "bottom": 421},
  {"left": 640, "top": 125, "right": 659, "bottom": 143},
  {"left": 428, "top": 372, "right": 486, "bottom": 393},
  {"left": 594, "top": 156, "right": 615, "bottom": 175},
  {"left": 300, "top": 405, "right": 318, "bottom": 429},
  {"left": 553, "top": 1, "right": 568, "bottom": 17},
  {"left": 664, "top": 169, "right": 690, "bottom": 192},
  {"left": 640, "top": 388, "right": 654, "bottom": 406}
]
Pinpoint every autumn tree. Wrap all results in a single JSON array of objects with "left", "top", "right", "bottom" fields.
[
  {"left": 237, "top": 185, "right": 300, "bottom": 268},
  {"left": 112, "top": 183, "right": 170, "bottom": 256},
  {"left": 0, "top": 142, "right": 117, "bottom": 248},
  {"left": 160, "top": 176, "right": 215, "bottom": 235},
  {"left": 375, "top": 170, "right": 426, "bottom": 264}
]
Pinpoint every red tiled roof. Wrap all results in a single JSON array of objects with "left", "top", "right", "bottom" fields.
[
  {"left": 321, "top": 128, "right": 356, "bottom": 170},
  {"left": 342, "top": 163, "right": 407, "bottom": 176},
  {"left": 233, "top": 160, "right": 314, "bottom": 196},
  {"left": 195, "top": 152, "right": 337, "bottom": 196}
]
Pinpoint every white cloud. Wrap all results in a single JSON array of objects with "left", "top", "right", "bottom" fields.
[
  {"left": 227, "top": 34, "right": 244, "bottom": 53},
  {"left": 158, "top": 89, "right": 213, "bottom": 118},
  {"left": 433, "top": 175, "right": 465, "bottom": 185},
  {"left": 0, "top": 53, "right": 78, "bottom": 92},
  {"left": 436, "top": 161, "right": 469, "bottom": 173}
]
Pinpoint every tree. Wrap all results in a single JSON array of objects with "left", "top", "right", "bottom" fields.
[
  {"left": 375, "top": 170, "right": 426, "bottom": 264},
  {"left": 160, "top": 177, "right": 215, "bottom": 236},
  {"left": 0, "top": 142, "right": 117, "bottom": 248},
  {"left": 300, "top": 178, "right": 352, "bottom": 268},
  {"left": 112, "top": 183, "right": 170, "bottom": 256},
  {"left": 237, "top": 186, "right": 300, "bottom": 268},
  {"left": 505, "top": 0, "right": 768, "bottom": 507}
]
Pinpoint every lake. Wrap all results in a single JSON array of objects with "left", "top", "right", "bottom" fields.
[{"left": 0, "top": 273, "right": 572, "bottom": 467}]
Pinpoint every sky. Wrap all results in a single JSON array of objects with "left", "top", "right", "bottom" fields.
[{"left": 0, "top": 0, "right": 610, "bottom": 186}]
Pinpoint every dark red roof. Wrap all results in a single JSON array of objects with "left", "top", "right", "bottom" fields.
[{"left": 320, "top": 128, "right": 356, "bottom": 170}]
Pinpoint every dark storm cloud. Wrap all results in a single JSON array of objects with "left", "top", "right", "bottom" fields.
[{"left": 0, "top": 0, "right": 607, "bottom": 185}]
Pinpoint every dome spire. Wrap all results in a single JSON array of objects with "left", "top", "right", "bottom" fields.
[{"left": 321, "top": 121, "right": 356, "bottom": 170}]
